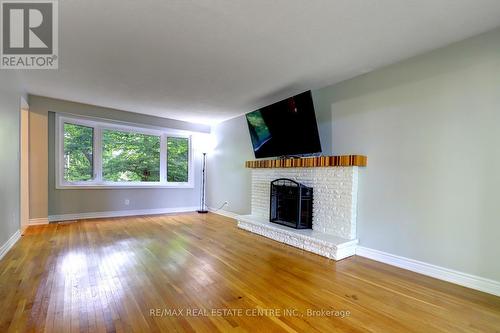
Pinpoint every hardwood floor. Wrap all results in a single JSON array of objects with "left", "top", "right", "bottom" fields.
[{"left": 1, "top": 213, "right": 499, "bottom": 333}]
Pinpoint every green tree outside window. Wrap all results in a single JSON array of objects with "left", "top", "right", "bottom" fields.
[
  {"left": 167, "top": 137, "right": 189, "bottom": 182},
  {"left": 63, "top": 121, "right": 190, "bottom": 184},
  {"left": 64, "top": 123, "right": 94, "bottom": 181},
  {"left": 102, "top": 130, "right": 161, "bottom": 182}
]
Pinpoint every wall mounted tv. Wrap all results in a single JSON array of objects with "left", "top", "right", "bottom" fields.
[{"left": 245, "top": 90, "right": 322, "bottom": 158}]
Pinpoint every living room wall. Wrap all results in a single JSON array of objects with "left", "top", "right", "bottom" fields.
[
  {"left": 322, "top": 27, "right": 500, "bottom": 282},
  {"left": 29, "top": 96, "right": 210, "bottom": 220},
  {"left": 0, "top": 73, "right": 25, "bottom": 249},
  {"left": 208, "top": 27, "right": 500, "bottom": 282},
  {"left": 206, "top": 116, "right": 254, "bottom": 215}
]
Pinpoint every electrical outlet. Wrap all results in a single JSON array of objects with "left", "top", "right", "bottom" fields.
[{"left": 124, "top": 199, "right": 130, "bottom": 206}]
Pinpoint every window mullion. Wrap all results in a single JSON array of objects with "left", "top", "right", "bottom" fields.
[
  {"left": 56, "top": 115, "right": 63, "bottom": 187},
  {"left": 94, "top": 126, "right": 103, "bottom": 183}
]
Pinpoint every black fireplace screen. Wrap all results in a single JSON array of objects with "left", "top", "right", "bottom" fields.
[{"left": 270, "top": 178, "right": 313, "bottom": 229}]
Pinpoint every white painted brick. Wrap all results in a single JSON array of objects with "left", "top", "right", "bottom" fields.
[{"left": 250, "top": 167, "right": 358, "bottom": 240}]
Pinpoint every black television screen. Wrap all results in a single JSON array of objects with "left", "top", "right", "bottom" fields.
[{"left": 246, "top": 91, "right": 322, "bottom": 158}]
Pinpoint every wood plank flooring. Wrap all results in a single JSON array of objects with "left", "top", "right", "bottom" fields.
[{"left": 1, "top": 213, "right": 499, "bottom": 332}]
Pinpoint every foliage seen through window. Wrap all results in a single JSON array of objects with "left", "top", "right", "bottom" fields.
[
  {"left": 167, "top": 137, "right": 189, "bottom": 182},
  {"left": 63, "top": 123, "right": 94, "bottom": 182},
  {"left": 102, "top": 130, "right": 161, "bottom": 182}
]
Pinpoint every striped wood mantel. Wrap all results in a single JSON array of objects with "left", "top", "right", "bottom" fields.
[{"left": 245, "top": 155, "right": 367, "bottom": 169}]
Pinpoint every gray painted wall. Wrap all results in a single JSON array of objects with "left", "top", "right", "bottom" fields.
[
  {"left": 29, "top": 95, "right": 210, "bottom": 218},
  {"left": 206, "top": 116, "right": 254, "bottom": 214},
  {"left": 318, "top": 28, "right": 500, "bottom": 281},
  {"left": 0, "top": 73, "right": 25, "bottom": 245},
  {"left": 207, "top": 27, "right": 500, "bottom": 282}
]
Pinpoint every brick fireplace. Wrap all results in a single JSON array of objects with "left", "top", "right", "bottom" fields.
[{"left": 237, "top": 155, "right": 366, "bottom": 260}]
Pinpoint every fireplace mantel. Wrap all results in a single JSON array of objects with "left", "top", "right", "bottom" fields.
[{"left": 245, "top": 155, "right": 367, "bottom": 169}]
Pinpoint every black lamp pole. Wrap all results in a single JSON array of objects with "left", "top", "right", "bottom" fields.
[{"left": 197, "top": 152, "right": 208, "bottom": 213}]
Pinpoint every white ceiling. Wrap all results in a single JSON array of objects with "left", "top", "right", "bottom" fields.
[{"left": 20, "top": 0, "right": 500, "bottom": 124}]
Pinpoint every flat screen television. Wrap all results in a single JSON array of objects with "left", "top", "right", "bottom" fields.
[{"left": 245, "top": 90, "right": 322, "bottom": 158}]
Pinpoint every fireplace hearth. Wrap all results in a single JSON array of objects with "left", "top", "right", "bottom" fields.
[{"left": 270, "top": 178, "right": 313, "bottom": 229}]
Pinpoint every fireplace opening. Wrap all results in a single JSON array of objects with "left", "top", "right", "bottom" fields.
[{"left": 270, "top": 178, "right": 313, "bottom": 229}]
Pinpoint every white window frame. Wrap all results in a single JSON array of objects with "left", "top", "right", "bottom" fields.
[{"left": 55, "top": 114, "right": 194, "bottom": 189}]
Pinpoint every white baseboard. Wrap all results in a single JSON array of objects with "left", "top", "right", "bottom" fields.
[
  {"left": 29, "top": 217, "right": 49, "bottom": 225},
  {"left": 0, "top": 230, "right": 21, "bottom": 261},
  {"left": 356, "top": 246, "right": 500, "bottom": 297},
  {"left": 208, "top": 208, "right": 240, "bottom": 219},
  {"left": 48, "top": 206, "right": 198, "bottom": 222}
]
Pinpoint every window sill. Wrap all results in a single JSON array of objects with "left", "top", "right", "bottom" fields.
[{"left": 56, "top": 183, "right": 194, "bottom": 190}]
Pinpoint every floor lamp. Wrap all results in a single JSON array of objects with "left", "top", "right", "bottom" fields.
[{"left": 197, "top": 152, "right": 208, "bottom": 214}]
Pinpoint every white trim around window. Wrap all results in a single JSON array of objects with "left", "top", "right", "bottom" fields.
[{"left": 55, "top": 113, "right": 194, "bottom": 189}]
